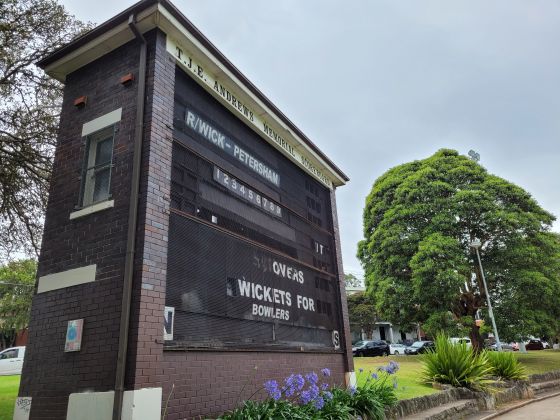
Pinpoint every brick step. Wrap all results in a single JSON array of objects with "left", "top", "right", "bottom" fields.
[
  {"left": 401, "top": 399, "right": 479, "bottom": 420},
  {"left": 531, "top": 379, "right": 560, "bottom": 394}
]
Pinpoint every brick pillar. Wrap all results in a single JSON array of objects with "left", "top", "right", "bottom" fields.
[
  {"left": 126, "top": 29, "right": 175, "bottom": 392},
  {"left": 329, "top": 187, "right": 355, "bottom": 379},
  {"left": 18, "top": 39, "right": 141, "bottom": 419}
]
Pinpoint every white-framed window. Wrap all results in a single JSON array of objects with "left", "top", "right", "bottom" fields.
[{"left": 79, "top": 125, "right": 115, "bottom": 207}]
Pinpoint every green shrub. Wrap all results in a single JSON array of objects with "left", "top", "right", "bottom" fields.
[
  {"left": 347, "top": 366, "right": 399, "bottom": 420},
  {"left": 218, "top": 364, "right": 398, "bottom": 420},
  {"left": 486, "top": 351, "right": 527, "bottom": 381},
  {"left": 219, "top": 399, "right": 306, "bottom": 420},
  {"left": 420, "top": 333, "right": 493, "bottom": 391}
]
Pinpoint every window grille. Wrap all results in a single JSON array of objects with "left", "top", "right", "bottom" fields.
[{"left": 80, "top": 125, "right": 115, "bottom": 207}]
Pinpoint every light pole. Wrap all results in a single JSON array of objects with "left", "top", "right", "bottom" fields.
[{"left": 470, "top": 239, "right": 502, "bottom": 351}]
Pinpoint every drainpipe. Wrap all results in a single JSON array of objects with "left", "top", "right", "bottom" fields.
[{"left": 112, "top": 14, "right": 147, "bottom": 420}]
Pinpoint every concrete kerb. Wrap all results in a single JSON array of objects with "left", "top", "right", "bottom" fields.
[
  {"left": 527, "top": 369, "right": 560, "bottom": 384},
  {"left": 477, "top": 390, "right": 560, "bottom": 420},
  {"left": 385, "top": 388, "right": 479, "bottom": 419},
  {"left": 384, "top": 370, "right": 560, "bottom": 419}
]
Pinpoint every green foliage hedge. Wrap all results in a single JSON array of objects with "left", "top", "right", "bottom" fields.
[
  {"left": 421, "top": 334, "right": 493, "bottom": 390},
  {"left": 421, "top": 334, "right": 531, "bottom": 390},
  {"left": 219, "top": 364, "right": 399, "bottom": 420},
  {"left": 486, "top": 351, "right": 527, "bottom": 381}
]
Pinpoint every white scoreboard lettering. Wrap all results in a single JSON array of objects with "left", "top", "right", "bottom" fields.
[{"left": 213, "top": 166, "right": 282, "bottom": 218}]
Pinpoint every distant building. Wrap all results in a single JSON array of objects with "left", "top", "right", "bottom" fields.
[{"left": 346, "top": 286, "right": 418, "bottom": 343}]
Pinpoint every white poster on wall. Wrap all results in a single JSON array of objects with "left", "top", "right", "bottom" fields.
[{"left": 164, "top": 306, "right": 175, "bottom": 341}]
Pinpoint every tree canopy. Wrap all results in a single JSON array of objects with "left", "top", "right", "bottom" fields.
[
  {"left": 358, "top": 149, "right": 560, "bottom": 349},
  {"left": 0, "top": 0, "right": 89, "bottom": 259},
  {"left": 347, "top": 291, "right": 377, "bottom": 341},
  {"left": 344, "top": 273, "right": 363, "bottom": 288},
  {"left": 0, "top": 259, "right": 36, "bottom": 348}
]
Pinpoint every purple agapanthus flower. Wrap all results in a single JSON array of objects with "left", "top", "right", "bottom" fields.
[
  {"left": 264, "top": 380, "right": 278, "bottom": 393},
  {"left": 306, "top": 371, "right": 319, "bottom": 385},
  {"left": 321, "top": 382, "right": 329, "bottom": 391},
  {"left": 284, "top": 373, "right": 305, "bottom": 397},
  {"left": 300, "top": 389, "right": 312, "bottom": 405},
  {"left": 349, "top": 385, "right": 357, "bottom": 396},
  {"left": 321, "top": 368, "right": 331, "bottom": 377},
  {"left": 264, "top": 380, "right": 281, "bottom": 400},
  {"left": 300, "top": 383, "right": 321, "bottom": 405},
  {"left": 324, "top": 391, "right": 333, "bottom": 400},
  {"left": 378, "top": 360, "right": 400, "bottom": 375},
  {"left": 371, "top": 372, "right": 378, "bottom": 380},
  {"left": 309, "top": 384, "right": 320, "bottom": 400},
  {"left": 293, "top": 374, "right": 305, "bottom": 390},
  {"left": 313, "top": 396, "right": 325, "bottom": 410}
]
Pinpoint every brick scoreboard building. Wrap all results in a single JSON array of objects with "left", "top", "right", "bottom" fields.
[{"left": 16, "top": 1, "right": 353, "bottom": 419}]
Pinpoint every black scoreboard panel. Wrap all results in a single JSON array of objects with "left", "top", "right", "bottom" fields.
[
  {"left": 170, "top": 145, "right": 334, "bottom": 272},
  {"left": 167, "top": 215, "right": 340, "bottom": 348},
  {"left": 166, "top": 68, "right": 342, "bottom": 350}
]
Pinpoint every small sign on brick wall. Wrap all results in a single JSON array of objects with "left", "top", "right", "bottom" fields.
[
  {"left": 164, "top": 306, "right": 174, "bottom": 340},
  {"left": 65, "top": 319, "right": 84, "bottom": 352}
]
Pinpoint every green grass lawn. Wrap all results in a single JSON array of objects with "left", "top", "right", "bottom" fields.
[
  {"left": 354, "top": 355, "right": 438, "bottom": 400},
  {"left": 353, "top": 350, "right": 560, "bottom": 400},
  {"left": 0, "top": 375, "right": 20, "bottom": 420},
  {"left": 515, "top": 350, "right": 560, "bottom": 374}
]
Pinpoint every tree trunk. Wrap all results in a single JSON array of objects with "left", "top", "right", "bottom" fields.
[
  {"left": 469, "top": 323, "right": 483, "bottom": 353},
  {"left": 457, "top": 289, "right": 485, "bottom": 352}
]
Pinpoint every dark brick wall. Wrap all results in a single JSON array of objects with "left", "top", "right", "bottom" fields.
[
  {"left": 160, "top": 351, "right": 348, "bottom": 419},
  {"left": 19, "top": 36, "right": 145, "bottom": 419}
]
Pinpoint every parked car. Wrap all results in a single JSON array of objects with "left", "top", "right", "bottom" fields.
[
  {"left": 389, "top": 343, "right": 407, "bottom": 355},
  {"left": 0, "top": 346, "right": 26, "bottom": 375},
  {"left": 486, "top": 342, "right": 514, "bottom": 352},
  {"left": 525, "top": 339, "right": 544, "bottom": 350},
  {"left": 404, "top": 341, "right": 434, "bottom": 355},
  {"left": 450, "top": 337, "right": 472, "bottom": 348},
  {"left": 352, "top": 340, "right": 390, "bottom": 357}
]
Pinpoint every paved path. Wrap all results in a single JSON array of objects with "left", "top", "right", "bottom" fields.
[{"left": 493, "top": 394, "right": 560, "bottom": 419}]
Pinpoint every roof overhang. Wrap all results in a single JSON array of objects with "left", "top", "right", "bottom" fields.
[{"left": 39, "top": 0, "right": 349, "bottom": 188}]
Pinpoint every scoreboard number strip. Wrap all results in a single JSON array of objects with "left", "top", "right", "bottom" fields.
[{"left": 213, "top": 166, "right": 282, "bottom": 218}]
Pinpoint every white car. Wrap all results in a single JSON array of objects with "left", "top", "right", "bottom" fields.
[
  {"left": 389, "top": 343, "right": 407, "bottom": 355},
  {"left": 450, "top": 337, "right": 472, "bottom": 348},
  {"left": 0, "top": 346, "right": 26, "bottom": 375}
]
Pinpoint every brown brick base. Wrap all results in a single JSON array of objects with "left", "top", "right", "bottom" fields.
[{"left": 160, "top": 351, "right": 348, "bottom": 419}]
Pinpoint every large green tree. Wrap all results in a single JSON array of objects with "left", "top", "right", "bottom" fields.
[
  {"left": 0, "top": 0, "right": 88, "bottom": 259},
  {"left": 358, "top": 149, "right": 560, "bottom": 350},
  {"left": 0, "top": 259, "right": 36, "bottom": 348}
]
